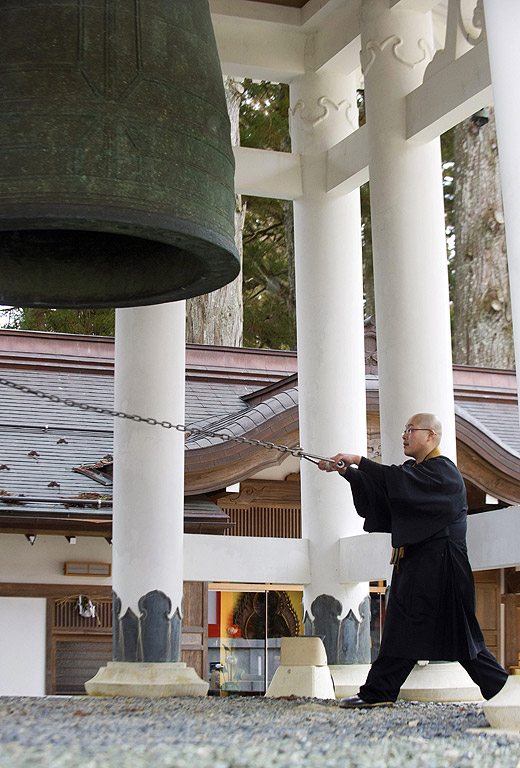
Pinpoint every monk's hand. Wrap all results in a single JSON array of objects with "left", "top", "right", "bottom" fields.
[{"left": 318, "top": 453, "right": 361, "bottom": 475}]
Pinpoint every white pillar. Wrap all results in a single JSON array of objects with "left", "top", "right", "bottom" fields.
[
  {"left": 111, "top": 302, "right": 185, "bottom": 659},
  {"left": 361, "top": 0, "right": 456, "bottom": 463},
  {"left": 291, "top": 70, "right": 370, "bottom": 664},
  {"left": 483, "top": 1, "right": 520, "bottom": 385},
  {"left": 86, "top": 302, "right": 208, "bottom": 696}
]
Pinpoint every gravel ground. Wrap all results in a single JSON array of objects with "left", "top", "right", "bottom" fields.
[{"left": 0, "top": 696, "right": 519, "bottom": 768}]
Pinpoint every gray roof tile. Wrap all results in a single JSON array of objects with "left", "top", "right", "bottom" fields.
[{"left": 456, "top": 401, "right": 520, "bottom": 457}]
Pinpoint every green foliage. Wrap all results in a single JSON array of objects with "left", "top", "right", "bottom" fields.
[
  {"left": 242, "top": 196, "right": 296, "bottom": 350},
  {"left": 4, "top": 307, "right": 115, "bottom": 336},
  {"left": 240, "top": 79, "right": 291, "bottom": 152},
  {"left": 240, "top": 80, "right": 296, "bottom": 349}
]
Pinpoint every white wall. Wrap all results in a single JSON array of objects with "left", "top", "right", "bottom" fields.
[
  {"left": 339, "top": 532, "right": 393, "bottom": 584},
  {"left": 466, "top": 506, "right": 520, "bottom": 571},
  {"left": 0, "top": 534, "right": 311, "bottom": 586},
  {"left": 339, "top": 507, "right": 520, "bottom": 582},
  {"left": 0, "top": 534, "right": 112, "bottom": 585},
  {"left": 184, "top": 534, "right": 310, "bottom": 584},
  {"left": 3, "top": 507, "right": 518, "bottom": 590},
  {"left": 0, "top": 597, "right": 46, "bottom": 695}
]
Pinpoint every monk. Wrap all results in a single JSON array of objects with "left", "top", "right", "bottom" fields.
[{"left": 319, "top": 413, "right": 508, "bottom": 708}]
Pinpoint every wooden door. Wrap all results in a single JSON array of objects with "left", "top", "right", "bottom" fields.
[
  {"left": 474, "top": 569, "right": 501, "bottom": 661},
  {"left": 502, "top": 594, "right": 520, "bottom": 672},
  {"left": 182, "top": 581, "right": 208, "bottom": 681}
]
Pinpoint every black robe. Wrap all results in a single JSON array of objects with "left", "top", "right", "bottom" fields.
[{"left": 345, "top": 455, "right": 485, "bottom": 661}]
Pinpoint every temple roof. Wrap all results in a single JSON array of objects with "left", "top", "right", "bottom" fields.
[{"left": 0, "top": 329, "right": 518, "bottom": 534}]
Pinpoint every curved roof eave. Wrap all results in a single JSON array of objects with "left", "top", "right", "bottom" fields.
[{"left": 185, "top": 390, "right": 520, "bottom": 504}]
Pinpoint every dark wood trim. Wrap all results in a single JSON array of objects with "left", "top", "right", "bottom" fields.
[
  {"left": 456, "top": 416, "right": 520, "bottom": 478},
  {"left": 0, "top": 583, "right": 112, "bottom": 598},
  {"left": 45, "top": 598, "right": 54, "bottom": 695},
  {"left": 218, "top": 478, "right": 301, "bottom": 507},
  {"left": 245, "top": 0, "right": 308, "bottom": 7},
  {"left": 53, "top": 627, "right": 112, "bottom": 636},
  {"left": 457, "top": 441, "right": 520, "bottom": 504},
  {"left": 185, "top": 418, "right": 299, "bottom": 495},
  {"left": 502, "top": 593, "right": 520, "bottom": 670},
  {"left": 0, "top": 520, "right": 112, "bottom": 537},
  {"left": 202, "top": 582, "right": 208, "bottom": 681},
  {"left": 0, "top": 520, "right": 231, "bottom": 536}
]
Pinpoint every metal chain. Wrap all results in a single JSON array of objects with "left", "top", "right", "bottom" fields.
[{"left": 0, "top": 376, "right": 337, "bottom": 466}]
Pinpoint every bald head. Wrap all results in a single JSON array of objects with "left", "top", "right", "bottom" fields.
[{"left": 410, "top": 413, "right": 442, "bottom": 447}]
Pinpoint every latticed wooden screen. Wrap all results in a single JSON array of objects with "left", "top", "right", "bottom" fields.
[
  {"left": 54, "top": 637, "right": 113, "bottom": 695},
  {"left": 222, "top": 506, "right": 301, "bottom": 538},
  {"left": 217, "top": 478, "right": 302, "bottom": 539},
  {"left": 54, "top": 597, "right": 112, "bottom": 630}
]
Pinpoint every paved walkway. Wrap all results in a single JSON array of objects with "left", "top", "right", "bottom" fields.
[{"left": 0, "top": 696, "right": 519, "bottom": 767}]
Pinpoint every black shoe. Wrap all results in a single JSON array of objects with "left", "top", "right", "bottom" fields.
[{"left": 338, "top": 695, "right": 393, "bottom": 709}]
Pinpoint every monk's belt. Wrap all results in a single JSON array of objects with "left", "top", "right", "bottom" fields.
[{"left": 390, "top": 546, "right": 406, "bottom": 572}]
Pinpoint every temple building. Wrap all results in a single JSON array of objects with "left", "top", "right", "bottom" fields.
[
  {"left": 0, "top": 0, "right": 519, "bottom": 697},
  {"left": 0, "top": 326, "right": 518, "bottom": 695}
]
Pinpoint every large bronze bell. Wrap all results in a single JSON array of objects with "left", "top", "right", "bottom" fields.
[{"left": 0, "top": 0, "right": 239, "bottom": 308}]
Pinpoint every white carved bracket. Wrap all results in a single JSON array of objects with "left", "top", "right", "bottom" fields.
[
  {"left": 426, "top": 0, "right": 485, "bottom": 80},
  {"left": 290, "top": 96, "right": 356, "bottom": 131},
  {"left": 360, "top": 35, "right": 432, "bottom": 76}
]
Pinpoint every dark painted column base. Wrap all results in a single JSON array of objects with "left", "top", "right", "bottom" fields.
[
  {"left": 113, "top": 589, "right": 182, "bottom": 662},
  {"left": 304, "top": 593, "right": 371, "bottom": 664}
]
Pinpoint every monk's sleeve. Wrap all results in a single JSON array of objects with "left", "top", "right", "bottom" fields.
[
  {"left": 357, "top": 456, "right": 466, "bottom": 546},
  {"left": 343, "top": 462, "right": 392, "bottom": 533}
]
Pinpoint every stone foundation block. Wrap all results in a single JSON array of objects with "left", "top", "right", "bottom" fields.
[
  {"left": 280, "top": 636, "right": 328, "bottom": 667},
  {"left": 329, "top": 664, "right": 371, "bottom": 698},
  {"left": 85, "top": 661, "right": 209, "bottom": 698},
  {"left": 484, "top": 676, "right": 520, "bottom": 730},
  {"left": 265, "top": 637, "right": 334, "bottom": 699},
  {"left": 266, "top": 665, "right": 335, "bottom": 699},
  {"left": 399, "top": 662, "right": 483, "bottom": 702},
  {"left": 331, "top": 661, "right": 484, "bottom": 702}
]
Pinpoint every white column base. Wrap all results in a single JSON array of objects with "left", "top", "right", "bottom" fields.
[
  {"left": 266, "top": 666, "right": 335, "bottom": 699},
  {"left": 85, "top": 662, "right": 209, "bottom": 698},
  {"left": 484, "top": 676, "right": 520, "bottom": 730},
  {"left": 399, "top": 662, "right": 483, "bottom": 702},
  {"left": 330, "top": 662, "right": 483, "bottom": 702},
  {"left": 329, "top": 664, "right": 371, "bottom": 698}
]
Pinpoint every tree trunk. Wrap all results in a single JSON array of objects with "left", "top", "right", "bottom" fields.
[
  {"left": 281, "top": 198, "right": 296, "bottom": 345},
  {"left": 452, "top": 108, "right": 514, "bottom": 369},
  {"left": 185, "top": 78, "right": 245, "bottom": 346}
]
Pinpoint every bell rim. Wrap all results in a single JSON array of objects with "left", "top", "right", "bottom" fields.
[{"left": 0, "top": 204, "right": 240, "bottom": 308}]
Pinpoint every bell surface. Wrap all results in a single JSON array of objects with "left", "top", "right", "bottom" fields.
[{"left": 0, "top": 0, "right": 239, "bottom": 308}]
